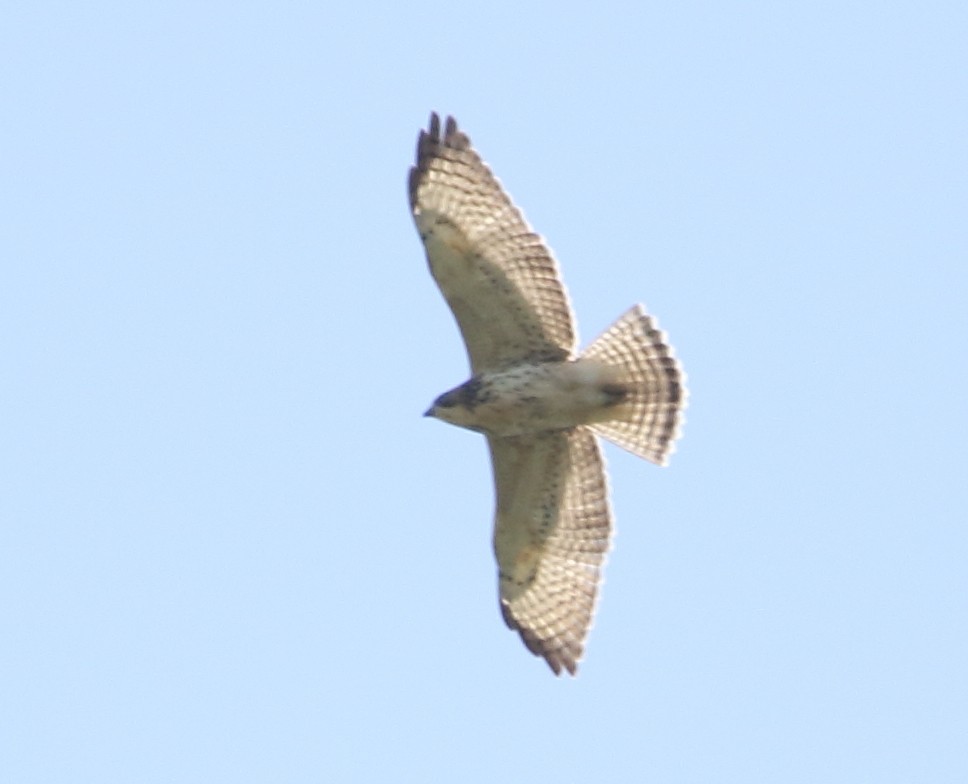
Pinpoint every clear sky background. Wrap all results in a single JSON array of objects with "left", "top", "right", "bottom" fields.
[{"left": 2, "top": 2, "right": 966, "bottom": 782}]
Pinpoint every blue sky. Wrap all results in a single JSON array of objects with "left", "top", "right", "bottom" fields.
[{"left": 2, "top": 2, "right": 966, "bottom": 781}]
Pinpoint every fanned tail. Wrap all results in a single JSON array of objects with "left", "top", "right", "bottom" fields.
[{"left": 581, "top": 305, "right": 686, "bottom": 465}]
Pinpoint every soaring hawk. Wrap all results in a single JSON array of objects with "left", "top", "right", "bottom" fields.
[{"left": 409, "top": 113, "right": 686, "bottom": 675}]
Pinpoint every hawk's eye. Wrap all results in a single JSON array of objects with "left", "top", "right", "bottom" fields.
[{"left": 436, "top": 391, "right": 460, "bottom": 408}]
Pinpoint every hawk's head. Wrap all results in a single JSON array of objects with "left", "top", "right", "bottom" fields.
[{"left": 424, "top": 378, "right": 488, "bottom": 432}]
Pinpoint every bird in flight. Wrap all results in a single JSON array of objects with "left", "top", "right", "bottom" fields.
[{"left": 409, "top": 113, "right": 686, "bottom": 675}]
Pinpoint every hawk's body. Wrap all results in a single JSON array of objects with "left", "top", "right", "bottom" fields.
[{"left": 410, "top": 114, "right": 686, "bottom": 675}]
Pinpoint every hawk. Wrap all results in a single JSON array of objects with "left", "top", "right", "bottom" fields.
[{"left": 409, "top": 113, "right": 686, "bottom": 675}]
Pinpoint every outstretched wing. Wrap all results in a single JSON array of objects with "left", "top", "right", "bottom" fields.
[
  {"left": 489, "top": 428, "right": 611, "bottom": 675},
  {"left": 409, "top": 113, "right": 577, "bottom": 373}
]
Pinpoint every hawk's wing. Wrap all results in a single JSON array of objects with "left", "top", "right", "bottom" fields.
[
  {"left": 409, "top": 113, "right": 577, "bottom": 373},
  {"left": 489, "top": 427, "right": 611, "bottom": 675}
]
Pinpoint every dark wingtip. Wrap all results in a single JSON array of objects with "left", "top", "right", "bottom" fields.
[
  {"left": 500, "top": 599, "right": 581, "bottom": 677},
  {"left": 410, "top": 113, "right": 445, "bottom": 207}
]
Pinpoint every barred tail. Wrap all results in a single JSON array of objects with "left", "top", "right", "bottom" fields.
[{"left": 581, "top": 305, "right": 686, "bottom": 466}]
